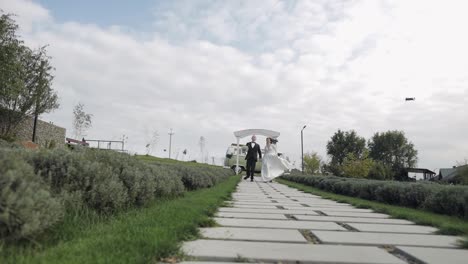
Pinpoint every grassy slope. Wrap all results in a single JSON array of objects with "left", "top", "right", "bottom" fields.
[
  {"left": 1, "top": 176, "right": 239, "bottom": 264},
  {"left": 136, "top": 154, "right": 221, "bottom": 168},
  {"left": 277, "top": 178, "right": 468, "bottom": 247}
]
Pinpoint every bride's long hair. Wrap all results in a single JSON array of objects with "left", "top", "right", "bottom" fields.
[{"left": 267, "top": 137, "right": 278, "bottom": 144}]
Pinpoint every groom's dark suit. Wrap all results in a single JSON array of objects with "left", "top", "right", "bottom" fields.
[{"left": 244, "top": 142, "right": 262, "bottom": 181}]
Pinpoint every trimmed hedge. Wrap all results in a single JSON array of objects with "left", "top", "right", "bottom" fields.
[
  {"left": 282, "top": 173, "right": 468, "bottom": 219},
  {"left": 0, "top": 147, "right": 232, "bottom": 240},
  {"left": 0, "top": 150, "right": 63, "bottom": 240}
]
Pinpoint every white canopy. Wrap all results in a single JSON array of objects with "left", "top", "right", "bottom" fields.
[
  {"left": 233, "top": 129, "right": 280, "bottom": 139},
  {"left": 233, "top": 129, "right": 280, "bottom": 174}
]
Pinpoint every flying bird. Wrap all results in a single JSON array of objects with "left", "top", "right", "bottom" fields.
[{"left": 405, "top": 97, "right": 416, "bottom": 101}]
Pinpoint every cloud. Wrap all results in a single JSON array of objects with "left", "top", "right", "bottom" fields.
[
  {"left": 2, "top": 0, "right": 468, "bottom": 170},
  {"left": 0, "top": 0, "right": 51, "bottom": 32}
]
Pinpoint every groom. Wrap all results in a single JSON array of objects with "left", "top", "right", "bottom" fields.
[{"left": 243, "top": 135, "right": 262, "bottom": 182}]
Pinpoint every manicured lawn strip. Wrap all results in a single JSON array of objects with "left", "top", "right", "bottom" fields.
[
  {"left": 277, "top": 178, "right": 468, "bottom": 248},
  {"left": 0, "top": 176, "right": 239, "bottom": 264}
]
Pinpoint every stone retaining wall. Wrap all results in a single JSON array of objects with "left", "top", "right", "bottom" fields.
[{"left": 12, "top": 116, "right": 66, "bottom": 148}]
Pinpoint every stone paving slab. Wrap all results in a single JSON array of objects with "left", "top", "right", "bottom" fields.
[
  {"left": 215, "top": 218, "right": 346, "bottom": 230},
  {"left": 231, "top": 204, "right": 280, "bottom": 209},
  {"left": 232, "top": 204, "right": 357, "bottom": 210},
  {"left": 282, "top": 206, "right": 373, "bottom": 212},
  {"left": 312, "top": 231, "right": 460, "bottom": 248},
  {"left": 292, "top": 200, "right": 353, "bottom": 206},
  {"left": 396, "top": 246, "right": 468, "bottom": 264},
  {"left": 294, "top": 215, "right": 414, "bottom": 225},
  {"left": 347, "top": 223, "right": 438, "bottom": 234},
  {"left": 320, "top": 211, "right": 390, "bottom": 218},
  {"left": 233, "top": 201, "right": 354, "bottom": 207},
  {"left": 230, "top": 201, "right": 302, "bottom": 206},
  {"left": 200, "top": 227, "right": 307, "bottom": 243},
  {"left": 268, "top": 199, "right": 301, "bottom": 203},
  {"left": 182, "top": 240, "right": 406, "bottom": 264},
  {"left": 233, "top": 199, "right": 275, "bottom": 203},
  {"left": 217, "top": 212, "right": 288, "bottom": 220},
  {"left": 180, "top": 262, "right": 252, "bottom": 264},
  {"left": 218, "top": 207, "right": 319, "bottom": 215}
]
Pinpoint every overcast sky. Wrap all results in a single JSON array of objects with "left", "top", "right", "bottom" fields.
[{"left": 2, "top": 0, "right": 467, "bottom": 170}]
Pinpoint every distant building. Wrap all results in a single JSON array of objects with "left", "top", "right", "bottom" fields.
[
  {"left": 403, "top": 168, "right": 437, "bottom": 181},
  {"left": 438, "top": 164, "right": 468, "bottom": 182}
]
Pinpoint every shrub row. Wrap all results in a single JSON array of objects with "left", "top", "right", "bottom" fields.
[
  {"left": 0, "top": 147, "right": 232, "bottom": 240},
  {"left": 282, "top": 173, "right": 468, "bottom": 219}
]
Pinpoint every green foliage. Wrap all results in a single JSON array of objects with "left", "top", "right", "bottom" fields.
[
  {"left": 453, "top": 165, "right": 468, "bottom": 185},
  {"left": 303, "top": 152, "right": 322, "bottom": 174},
  {"left": 46, "top": 140, "right": 56, "bottom": 149},
  {"left": 0, "top": 149, "right": 63, "bottom": 240},
  {"left": 368, "top": 161, "right": 394, "bottom": 180},
  {"left": 0, "top": 147, "right": 232, "bottom": 240},
  {"left": 326, "top": 129, "right": 366, "bottom": 176},
  {"left": 368, "top": 130, "right": 418, "bottom": 178},
  {"left": 341, "top": 151, "right": 374, "bottom": 178},
  {"left": 0, "top": 139, "right": 21, "bottom": 148},
  {"left": 282, "top": 173, "right": 468, "bottom": 219},
  {"left": 0, "top": 13, "right": 59, "bottom": 137},
  {"left": 0, "top": 176, "right": 240, "bottom": 263}
]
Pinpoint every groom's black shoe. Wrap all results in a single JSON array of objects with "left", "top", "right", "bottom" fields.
[{"left": 243, "top": 175, "right": 249, "bottom": 180}]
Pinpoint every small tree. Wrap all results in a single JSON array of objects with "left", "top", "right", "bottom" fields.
[
  {"left": 0, "top": 13, "right": 59, "bottom": 138},
  {"left": 303, "top": 152, "right": 322, "bottom": 174},
  {"left": 341, "top": 151, "right": 374, "bottom": 178},
  {"left": 326, "top": 129, "right": 366, "bottom": 176},
  {"left": 72, "top": 103, "right": 92, "bottom": 139},
  {"left": 145, "top": 130, "right": 159, "bottom": 155},
  {"left": 198, "top": 136, "right": 206, "bottom": 163}
]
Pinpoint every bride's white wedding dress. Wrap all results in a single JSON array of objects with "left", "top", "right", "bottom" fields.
[{"left": 261, "top": 143, "right": 292, "bottom": 182}]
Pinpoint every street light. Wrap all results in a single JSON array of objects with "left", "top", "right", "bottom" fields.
[
  {"left": 168, "top": 129, "right": 174, "bottom": 159},
  {"left": 301, "top": 125, "right": 307, "bottom": 174}
]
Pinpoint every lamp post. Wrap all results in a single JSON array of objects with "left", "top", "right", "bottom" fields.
[
  {"left": 301, "top": 125, "right": 307, "bottom": 174},
  {"left": 168, "top": 128, "right": 174, "bottom": 159}
]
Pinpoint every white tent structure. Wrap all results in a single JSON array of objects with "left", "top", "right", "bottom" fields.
[{"left": 233, "top": 129, "right": 280, "bottom": 175}]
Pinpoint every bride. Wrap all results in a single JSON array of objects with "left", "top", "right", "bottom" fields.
[{"left": 261, "top": 137, "right": 292, "bottom": 182}]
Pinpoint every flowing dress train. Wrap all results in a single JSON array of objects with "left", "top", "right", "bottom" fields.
[{"left": 261, "top": 144, "right": 291, "bottom": 182}]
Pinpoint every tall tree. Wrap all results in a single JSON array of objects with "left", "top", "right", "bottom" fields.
[
  {"left": 303, "top": 152, "right": 322, "bottom": 174},
  {"left": 368, "top": 130, "right": 418, "bottom": 179},
  {"left": 72, "top": 103, "right": 92, "bottom": 139},
  {"left": 326, "top": 129, "right": 366, "bottom": 176},
  {"left": 341, "top": 151, "right": 374, "bottom": 178},
  {"left": 0, "top": 13, "right": 59, "bottom": 138}
]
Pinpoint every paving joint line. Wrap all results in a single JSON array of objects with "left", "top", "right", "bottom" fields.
[
  {"left": 299, "top": 229, "right": 322, "bottom": 244},
  {"left": 314, "top": 210, "right": 327, "bottom": 216},
  {"left": 336, "top": 222, "right": 359, "bottom": 232},
  {"left": 284, "top": 214, "right": 298, "bottom": 220},
  {"left": 382, "top": 246, "right": 424, "bottom": 264}
]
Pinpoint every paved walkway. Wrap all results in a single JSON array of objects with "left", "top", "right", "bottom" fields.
[{"left": 181, "top": 177, "right": 468, "bottom": 264}]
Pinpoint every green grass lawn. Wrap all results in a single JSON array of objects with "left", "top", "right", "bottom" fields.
[
  {"left": 277, "top": 178, "right": 468, "bottom": 248},
  {"left": 0, "top": 176, "right": 239, "bottom": 264},
  {"left": 136, "top": 154, "right": 221, "bottom": 168}
]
